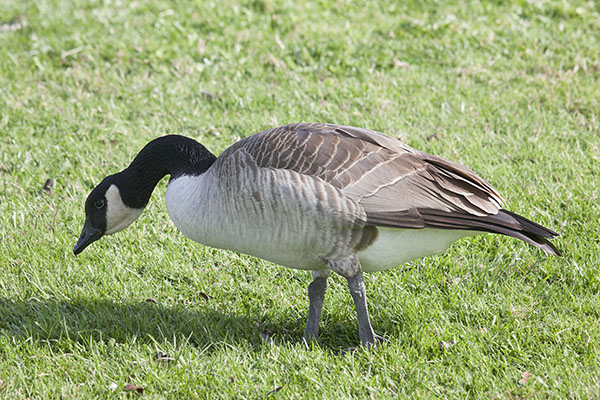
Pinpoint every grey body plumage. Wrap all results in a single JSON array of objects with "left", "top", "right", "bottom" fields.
[{"left": 75, "top": 123, "right": 560, "bottom": 346}]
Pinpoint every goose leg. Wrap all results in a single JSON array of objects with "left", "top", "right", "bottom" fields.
[
  {"left": 346, "top": 271, "right": 377, "bottom": 347},
  {"left": 324, "top": 256, "right": 380, "bottom": 347},
  {"left": 303, "top": 270, "right": 330, "bottom": 342}
]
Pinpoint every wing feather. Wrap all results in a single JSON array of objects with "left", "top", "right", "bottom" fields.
[
  {"left": 217, "top": 123, "right": 558, "bottom": 254},
  {"left": 220, "top": 123, "right": 503, "bottom": 217}
]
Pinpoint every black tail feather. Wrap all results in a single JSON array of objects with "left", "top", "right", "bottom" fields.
[
  {"left": 419, "top": 209, "right": 561, "bottom": 256},
  {"left": 367, "top": 208, "right": 561, "bottom": 256}
]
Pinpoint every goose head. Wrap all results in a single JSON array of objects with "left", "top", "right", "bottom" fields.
[
  {"left": 73, "top": 135, "right": 218, "bottom": 255},
  {"left": 74, "top": 174, "right": 144, "bottom": 255}
]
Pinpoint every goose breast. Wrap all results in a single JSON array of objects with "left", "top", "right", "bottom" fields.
[{"left": 165, "top": 148, "right": 375, "bottom": 269}]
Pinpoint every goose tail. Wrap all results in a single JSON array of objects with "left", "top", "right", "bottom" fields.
[
  {"left": 367, "top": 208, "right": 561, "bottom": 256},
  {"left": 417, "top": 208, "right": 561, "bottom": 256}
]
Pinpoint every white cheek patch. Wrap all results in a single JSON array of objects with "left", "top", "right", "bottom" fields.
[{"left": 104, "top": 184, "right": 144, "bottom": 235}]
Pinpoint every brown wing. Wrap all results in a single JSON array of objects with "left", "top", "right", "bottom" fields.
[
  {"left": 220, "top": 122, "right": 504, "bottom": 215},
  {"left": 219, "top": 123, "right": 559, "bottom": 255}
]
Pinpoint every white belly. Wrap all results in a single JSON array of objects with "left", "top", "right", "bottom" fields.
[{"left": 358, "top": 227, "right": 477, "bottom": 271}]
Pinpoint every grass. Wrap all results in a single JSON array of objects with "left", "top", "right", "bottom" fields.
[{"left": 0, "top": 0, "right": 599, "bottom": 398}]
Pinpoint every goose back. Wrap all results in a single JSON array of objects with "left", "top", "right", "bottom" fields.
[{"left": 220, "top": 123, "right": 504, "bottom": 222}]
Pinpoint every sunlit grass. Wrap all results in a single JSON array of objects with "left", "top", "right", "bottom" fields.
[{"left": 1, "top": 0, "right": 599, "bottom": 398}]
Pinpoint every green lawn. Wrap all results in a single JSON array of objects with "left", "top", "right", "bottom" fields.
[{"left": 1, "top": 0, "right": 599, "bottom": 398}]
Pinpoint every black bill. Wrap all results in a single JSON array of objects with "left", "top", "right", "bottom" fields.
[{"left": 73, "top": 217, "right": 103, "bottom": 255}]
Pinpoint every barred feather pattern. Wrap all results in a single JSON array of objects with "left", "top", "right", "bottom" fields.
[{"left": 214, "top": 123, "right": 558, "bottom": 257}]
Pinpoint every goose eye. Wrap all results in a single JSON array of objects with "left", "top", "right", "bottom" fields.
[{"left": 94, "top": 199, "right": 106, "bottom": 209}]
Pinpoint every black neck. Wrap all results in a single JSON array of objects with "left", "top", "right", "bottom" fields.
[{"left": 114, "top": 135, "right": 217, "bottom": 208}]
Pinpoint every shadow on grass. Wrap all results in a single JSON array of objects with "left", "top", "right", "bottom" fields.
[
  {"left": 0, "top": 297, "right": 362, "bottom": 351},
  {"left": 0, "top": 297, "right": 265, "bottom": 348}
]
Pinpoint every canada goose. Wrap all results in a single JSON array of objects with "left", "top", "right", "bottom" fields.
[{"left": 74, "top": 123, "right": 560, "bottom": 346}]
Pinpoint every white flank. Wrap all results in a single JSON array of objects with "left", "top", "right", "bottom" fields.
[{"left": 358, "top": 227, "right": 476, "bottom": 271}]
